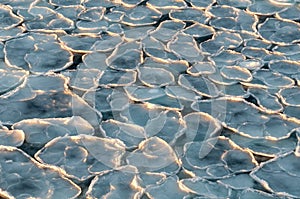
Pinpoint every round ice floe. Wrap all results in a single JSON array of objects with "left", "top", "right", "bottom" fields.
[
  {"left": 187, "top": 62, "right": 216, "bottom": 76},
  {"left": 178, "top": 74, "right": 220, "bottom": 97},
  {"left": 124, "top": 26, "right": 154, "bottom": 41},
  {"left": 121, "top": 6, "right": 162, "bottom": 26},
  {"left": 126, "top": 137, "right": 180, "bottom": 174},
  {"left": 0, "top": 146, "right": 81, "bottom": 199},
  {"left": 183, "top": 23, "right": 215, "bottom": 39},
  {"left": 207, "top": 5, "right": 239, "bottom": 18},
  {"left": 59, "top": 34, "right": 99, "bottom": 53},
  {"left": 220, "top": 66, "right": 252, "bottom": 82},
  {"left": 104, "top": 10, "right": 124, "bottom": 22},
  {"left": 222, "top": 149, "right": 257, "bottom": 172},
  {"left": 241, "top": 47, "right": 270, "bottom": 60},
  {"left": 0, "top": 5, "right": 23, "bottom": 30},
  {"left": 237, "top": 59, "right": 263, "bottom": 71},
  {"left": 279, "top": 87, "right": 300, "bottom": 106},
  {"left": 167, "top": 33, "right": 204, "bottom": 62},
  {"left": 169, "top": 8, "right": 209, "bottom": 24},
  {"left": 138, "top": 66, "right": 175, "bottom": 87},
  {"left": 91, "top": 34, "right": 123, "bottom": 52},
  {"left": 269, "top": 60, "right": 300, "bottom": 75},
  {"left": 258, "top": 18, "right": 300, "bottom": 44},
  {"left": 35, "top": 135, "right": 126, "bottom": 181}
]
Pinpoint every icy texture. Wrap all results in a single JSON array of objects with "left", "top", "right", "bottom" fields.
[{"left": 0, "top": 0, "right": 299, "bottom": 198}]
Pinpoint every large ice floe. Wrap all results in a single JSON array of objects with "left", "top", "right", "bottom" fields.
[{"left": 0, "top": 0, "right": 300, "bottom": 198}]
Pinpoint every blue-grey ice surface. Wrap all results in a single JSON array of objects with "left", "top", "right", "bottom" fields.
[{"left": 0, "top": 0, "right": 300, "bottom": 198}]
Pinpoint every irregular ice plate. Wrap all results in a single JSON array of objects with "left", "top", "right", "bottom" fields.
[
  {"left": 147, "top": 0, "right": 187, "bottom": 10},
  {"left": 101, "top": 119, "right": 146, "bottom": 148},
  {"left": 279, "top": 86, "right": 300, "bottom": 106},
  {"left": 0, "top": 146, "right": 81, "bottom": 199},
  {"left": 0, "top": 74, "right": 101, "bottom": 130},
  {"left": 146, "top": 176, "right": 189, "bottom": 199},
  {"left": 251, "top": 152, "right": 300, "bottom": 198},
  {"left": 181, "top": 177, "right": 231, "bottom": 198},
  {"left": 13, "top": 116, "right": 94, "bottom": 145},
  {"left": 0, "top": 129, "right": 24, "bottom": 147},
  {"left": 86, "top": 166, "right": 143, "bottom": 199},
  {"left": 138, "top": 66, "right": 175, "bottom": 87},
  {"left": 5, "top": 33, "right": 73, "bottom": 73},
  {"left": 258, "top": 18, "right": 300, "bottom": 44},
  {"left": 35, "top": 135, "right": 126, "bottom": 181},
  {"left": 178, "top": 74, "right": 220, "bottom": 97},
  {"left": 126, "top": 137, "right": 180, "bottom": 174},
  {"left": 0, "top": 5, "right": 23, "bottom": 30},
  {"left": 169, "top": 8, "right": 209, "bottom": 24}
]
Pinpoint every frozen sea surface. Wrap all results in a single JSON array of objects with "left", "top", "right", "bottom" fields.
[{"left": 0, "top": 0, "right": 300, "bottom": 198}]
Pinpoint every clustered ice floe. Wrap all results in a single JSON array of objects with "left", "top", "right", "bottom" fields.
[{"left": 0, "top": 0, "right": 300, "bottom": 198}]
